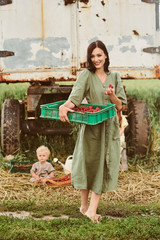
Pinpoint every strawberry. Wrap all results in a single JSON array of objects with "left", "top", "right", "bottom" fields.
[
  {"left": 73, "top": 106, "right": 102, "bottom": 113},
  {"left": 109, "top": 84, "right": 114, "bottom": 88}
]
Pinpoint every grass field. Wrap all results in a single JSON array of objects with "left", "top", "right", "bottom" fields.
[
  {"left": 0, "top": 169, "right": 160, "bottom": 240},
  {"left": 123, "top": 79, "right": 160, "bottom": 122}
]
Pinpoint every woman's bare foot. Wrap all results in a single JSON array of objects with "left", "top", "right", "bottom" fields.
[
  {"left": 80, "top": 206, "right": 88, "bottom": 215},
  {"left": 85, "top": 211, "right": 101, "bottom": 224}
]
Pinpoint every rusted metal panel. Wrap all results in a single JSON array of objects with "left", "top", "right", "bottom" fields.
[
  {"left": 78, "top": 0, "right": 160, "bottom": 78},
  {"left": 0, "top": 70, "right": 77, "bottom": 83},
  {"left": 110, "top": 66, "right": 160, "bottom": 79},
  {"left": 27, "top": 94, "right": 41, "bottom": 113},
  {"left": 0, "top": 0, "right": 159, "bottom": 81},
  {"left": 0, "top": 0, "right": 77, "bottom": 76}
]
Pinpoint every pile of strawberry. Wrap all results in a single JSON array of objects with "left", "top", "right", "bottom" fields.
[
  {"left": 73, "top": 106, "right": 102, "bottom": 113},
  {"left": 53, "top": 174, "right": 71, "bottom": 182}
]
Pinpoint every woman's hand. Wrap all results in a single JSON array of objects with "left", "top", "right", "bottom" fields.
[
  {"left": 59, "top": 100, "right": 75, "bottom": 123},
  {"left": 104, "top": 87, "right": 122, "bottom": 111},
  {"left": 104, "top": 87, "right": 114, "bottom": 96}
]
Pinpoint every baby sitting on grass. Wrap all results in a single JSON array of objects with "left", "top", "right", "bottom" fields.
[{"left": 30, "top": 145, "right": 55, "bottom": 183}]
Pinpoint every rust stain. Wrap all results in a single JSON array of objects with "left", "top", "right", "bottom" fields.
[
  {"left": 0, "top": 73, "right": 76, "bottom": 83},
  {"left": 0, "top": 73, "right": 11, "bottom": 82},
  {"left": 123, "top": 74, "right": 136, "bottom": 79},
  {"left": 96, "top": 14, "right": 99, "bottom": 17},
  {"left": 64, "top": 0, "right": 76, "bottom": 5},
  {"left": 133, "top": 30, "right": 139, "bottom": 36},
  {"left": 101, "top": 0, "right": 105, "bottom": 6},
  {"left": 155, "top": 65, "right": 160, "bottom": 79},
  {"left": 80, "top": 0, "right": 89, "bottom": 4},
  {"left": 55, "top": 77, "right": 76, "bottom": 81},
  {"left": 102, "top": 18, "right": 106, "bottom": 22}
]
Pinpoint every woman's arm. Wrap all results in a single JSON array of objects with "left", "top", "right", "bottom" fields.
[
  {"left": 59, "top": 100, "right": 75, "bottom": 123},
  {"left": 104, "top": 88, "right": 122, "bottom": 111}
]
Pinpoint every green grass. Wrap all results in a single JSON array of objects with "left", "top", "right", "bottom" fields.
[
  {"left": 0, "top": 200, "right": 160, "bottom": 240},
  {"left": 0, "top": 200, "right": 160, "bottom": 218},
  {"left": 0, "top": 214, "right": 160, "bottom": 240},
  {"left": 0, "top": 83, "right": 29, "bottom": 112}
]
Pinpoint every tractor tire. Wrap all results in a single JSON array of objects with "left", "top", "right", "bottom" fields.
[
  {"left": 126, "top": 100, "right": 150, "bottom": 156},
  {"left": 1, "top": 99, "right": 20, "bottom": 156}
]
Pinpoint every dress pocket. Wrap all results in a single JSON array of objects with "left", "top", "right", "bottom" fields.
[{"left": 112, "top": 117, "right": 120, "bottom": 140}]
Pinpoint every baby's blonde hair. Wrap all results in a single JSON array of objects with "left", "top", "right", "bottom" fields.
[{"left": 36, "top": 145, "right": 50, "bottom": 157}]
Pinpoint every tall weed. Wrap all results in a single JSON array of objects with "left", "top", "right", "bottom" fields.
[{"left": 123, "top": 79, "right": 160, "bottom": 121}]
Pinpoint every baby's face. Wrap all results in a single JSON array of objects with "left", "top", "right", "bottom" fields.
[{"left": 37, "top": 151, "right": 49, "bottom": 163}]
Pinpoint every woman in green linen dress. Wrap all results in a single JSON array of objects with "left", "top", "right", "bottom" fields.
[{"left": 59, "top": 40, "right": 127, "bottom": 223}]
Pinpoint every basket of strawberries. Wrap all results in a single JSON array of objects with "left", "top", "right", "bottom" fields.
[{"left": 40, "top": 101, "right": 116, "bottom": 125}]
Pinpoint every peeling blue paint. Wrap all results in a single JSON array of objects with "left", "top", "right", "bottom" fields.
[
  {"left": 118, "top": 36, "right": 132, "bottom": 45},
  {"left": 118, "top": 35, "right": 154, "bottom": 46},
  {"left": 3, "top": 37, "right": 70, "bottom": 69},
  {"left": 130, "top": 46, "right": 137, "bottom": 53},
  {"left": 142, "top": 35, "right": 154, "bottom": 45},
  {"left": 88, "top": 37, "right": 98, "bottom": 44},
  {"left": 107, "top": 45, "right": 114, "bottom": 52},
  {"left": 120, "top": 46, "right": 130, "bottom": 53},
  {"left": 120, "top": 45, "right": 137, "bottom": 53},
  {"left": 44, "top": 37, "right": 69, "bottom": 54}
]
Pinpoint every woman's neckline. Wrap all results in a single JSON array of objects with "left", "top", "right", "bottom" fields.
[{"left": 95, "top": 72, "right": 107, "bottom": 84}]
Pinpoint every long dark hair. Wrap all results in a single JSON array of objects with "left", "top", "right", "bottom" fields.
[{"left": 87, "top": 40, "right": 110, "bottom": 73}]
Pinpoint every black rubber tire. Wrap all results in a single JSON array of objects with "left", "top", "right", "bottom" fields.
[
  {"left": 1, "top": 99, "right": 20, "bottom": 156},
  {"left": 126, "top": 100, "right": 150, "bottom": 156}
]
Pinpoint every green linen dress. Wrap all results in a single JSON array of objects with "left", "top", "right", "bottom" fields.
[{"left": 68, "top": 69, "right": 127, "bottom": 194}]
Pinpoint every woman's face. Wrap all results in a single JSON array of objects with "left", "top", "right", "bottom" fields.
[{"left": 90, "top": 47, "right": 107, "bottom": 70}]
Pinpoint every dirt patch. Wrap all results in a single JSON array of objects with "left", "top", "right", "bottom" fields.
[
  {"left": 0, "top": 211, "right": 122, "bottom": 220},
  {"left": 0, "top": 211, "right": 69, "bottom": 220}
]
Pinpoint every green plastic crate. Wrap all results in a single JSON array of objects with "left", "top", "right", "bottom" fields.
[
  {"left": 10, "top": 160, "right": 52, "bottom": 173},
  {"left": 40, "top": 100, "right": 116, "bottom": 125}
]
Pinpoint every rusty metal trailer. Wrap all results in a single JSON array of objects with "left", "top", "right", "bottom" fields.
[{"left": 0, "top": 0, "right": 160, "bottom": 156}]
